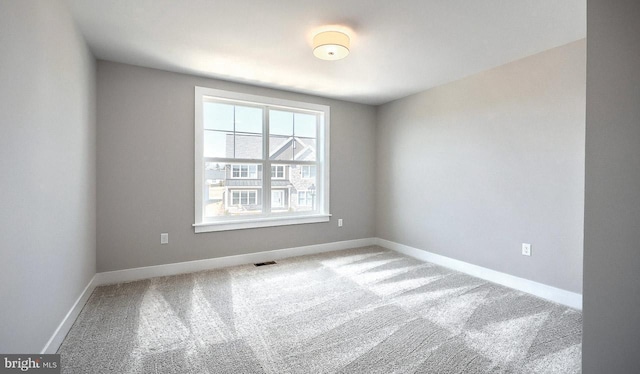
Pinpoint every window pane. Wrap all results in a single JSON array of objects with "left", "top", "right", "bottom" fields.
[
  {"left": 234, "top": 133, "right": 262, "bottom": 159},
  {"left": 295, "top": 138, "right": 316, "bottom": 161},
  {"left": 204, "top": 162, "right": 263, "bottom": 218},
  {"left": 269, "top": 136, "right": 294, "bottom": 160},
  {"left": 204, "top": 102, "right": 234, "bottom": 131},
  {"left": 235, "top": 106, "right": 263, "bottom": 134},
  {"left": 269, "top": 110, "right": 294, "bottom": 160},
  {"left": 294, "top": 113, "right": 316, "bottom": 161},
  {"left": 269, "top": 110, "right": 293, "bottom": 136},
  {"left": 295, "top": 113, "right": 316, "bottom": 138},
  {"left": 204, "top": 130, "right": 232, "bottom": 158}
]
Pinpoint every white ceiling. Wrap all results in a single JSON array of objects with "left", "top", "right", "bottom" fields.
[{"left": 66, "top": 0, "right": 586, "bottom": 105}]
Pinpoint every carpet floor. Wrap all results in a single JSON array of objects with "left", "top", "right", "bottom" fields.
[{"left": 58, "top": 246, "right": 582, "bottom": 373}]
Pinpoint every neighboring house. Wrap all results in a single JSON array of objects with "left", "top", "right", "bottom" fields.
[{"left": 204, "top": 134, "right": 317, "bottom": 216}]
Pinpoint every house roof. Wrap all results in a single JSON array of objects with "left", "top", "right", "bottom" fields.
[{"left": 225, "top": 133, "right": 316, "bottom": 161}]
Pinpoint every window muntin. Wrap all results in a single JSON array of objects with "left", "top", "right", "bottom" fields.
[{"left": 195, "top": 87, "right": 330, "bottom": 231}]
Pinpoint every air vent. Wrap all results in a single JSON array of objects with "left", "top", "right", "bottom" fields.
[{"left": 254, "top": 261, "right": 277, "bottom": 267}]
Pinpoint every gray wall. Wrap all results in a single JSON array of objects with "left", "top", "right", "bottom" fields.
[
  {"left": 376, "top": 40, "right": 586, "bottom": 293},
  {"left": 0, "top": 1, "right": 96, "bottom": 352},
  {"left": 96, "top": 61, "right": 376, "bottom": 272},
  {"left": 583, "top": 0, "right": 640, "bottom": 371}
]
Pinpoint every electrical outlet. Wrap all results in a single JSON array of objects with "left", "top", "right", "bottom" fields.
[
  {"left": 522, "top": 243, "right": 531, "bottom": 256},
  {"left": 338, "top": 219, "right": 343, "bottom": 227},
  {"left": 161, "top": 233, "right": 169, "bottom": 244}
]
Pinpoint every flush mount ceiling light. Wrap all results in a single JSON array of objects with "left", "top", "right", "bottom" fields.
[{"left": 313, "top": 31, "right": 350, "bottom": 61}]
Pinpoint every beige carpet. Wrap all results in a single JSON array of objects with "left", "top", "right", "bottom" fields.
[{"left": 58, "top": 246, "right": 582, "bottom": 373}]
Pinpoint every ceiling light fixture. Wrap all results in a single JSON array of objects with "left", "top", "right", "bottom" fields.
[{"left": 313, "top": 31, "right": 350, "bottom": 61}]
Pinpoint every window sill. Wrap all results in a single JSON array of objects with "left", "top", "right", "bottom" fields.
[{"left": 193, "top": 214, "right": 332, "bottom": 233}]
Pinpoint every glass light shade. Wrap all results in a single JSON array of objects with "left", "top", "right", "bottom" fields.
[{"left": 313, "top": 31, "right": 350, "bottom": 60}]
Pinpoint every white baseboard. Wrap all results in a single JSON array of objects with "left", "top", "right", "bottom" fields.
[
  {"left": 375, "top": 238, "right": 582, "bottom": 310},
  {"left": 94, "top": 237, "right": 376, "bottom": 286},
  {"left": 41, "top": 274, "right": 98, "bottom": 354}
]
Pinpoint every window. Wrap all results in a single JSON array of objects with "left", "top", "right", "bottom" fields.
[
  {"left": 232, "top": 190, "right": 257, "bottom": 205},
  {"left": 301, "top": 165, "right": 316, "bottom": 179},
  {"left": 232, "top": 164, "right": 258, "bottom": 179},
  {"left": 194, "top": 87, "right": 330, "bottom": 232},
  {"left": 297, "top": 191, "right": 315, "bottom": 207},
  {"left": 271, "top": 165, "right": 285, "bottom": 179}
]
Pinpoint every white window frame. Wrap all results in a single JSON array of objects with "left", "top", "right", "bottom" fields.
[{"left": 194, "top": 87, "right": 331, "bottom": 232}]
